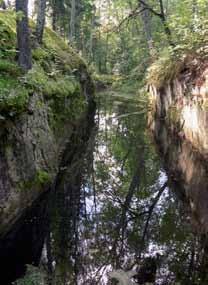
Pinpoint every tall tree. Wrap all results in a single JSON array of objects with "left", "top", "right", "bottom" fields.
[
  {"left": 124, "top": 0, "right": 174, "bottom": 46},
  {"left": 140, "top": 0, "right": 154, "bottom": 54},
  {"left": 35, "top": 0, "right": 47, "bottom": 44},
  {"left": 16, "top": 0, "right": 32, "bottom": 71},
  {"left": 69, "top": 0, "right": 76, "bottom": 42}
]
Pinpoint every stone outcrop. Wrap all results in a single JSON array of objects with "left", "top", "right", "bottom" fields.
[
  {"left": 0, "top": 88, "right": 94, "bottom": 238},
  {"left": 149, "top": 58, "right": 208, "bottom": 234},
  {"left": 149, "top": 65, "right": 208, "bottom": 155}
]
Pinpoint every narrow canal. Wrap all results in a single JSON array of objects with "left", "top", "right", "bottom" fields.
[{"left": 2, "top": 91, "right": 208, "bottom": 285}]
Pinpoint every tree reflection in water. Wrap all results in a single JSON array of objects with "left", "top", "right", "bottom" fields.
[{"left": 44, "top": 92, "right": 208, "bottom": 285}]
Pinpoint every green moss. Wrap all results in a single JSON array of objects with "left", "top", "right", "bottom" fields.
[
  {"left": 32, "top": 48, "right": 49, "bottom": 61},
  {"left": 0, "top": 10, "right": 16, "bottom": 33},
  {"left": 24, "top": 64, "right": 80, "bottom": 98},
  {"left": 36, "top": 170, "right": 51, "bottom": 186},
  {"left": 23, "top": 65, "right": 49, "bottom": 91},
  {"left": 0, "top": 11, "right": 16, "bottom": 59},
  {"left": 43, "top": 27, "right": 83, "bottom": 68},
  {"left": 14, "top": 264, "right": 45, "bottom": 285},
  {"left": 0, "top": 10, "right": 89, "bottom": 122},
  {"left": 48, "top": 88, "right": 86, "bottom": 134},
  {"left": 0, "top": 76, "right": 29, "bottom": 116},
  {"left": 18, "top": 169, "right": 51, "bottom": 192},
  {"left": 0, "top": 59, "right": 22, "bottom": 77}
]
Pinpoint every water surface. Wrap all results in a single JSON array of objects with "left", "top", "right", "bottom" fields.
[
  {"left": 41, "top": 91, "right": 206, "bottom": 285},
  {"left": 3, "top": 91, "right": 208, "bottom": 285}
]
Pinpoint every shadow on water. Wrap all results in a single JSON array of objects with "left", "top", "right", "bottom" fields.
[
  {"left": 1, "top": 91, "right": 208, "bottom": 284},
  {"left": 0, "top": 191, "right": 49, "bottom": 285},
  {"left": 0, "top": 100, "right": 96, "bottom": 285}
]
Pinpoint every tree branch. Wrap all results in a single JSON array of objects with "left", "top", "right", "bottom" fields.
[
  {"left": 138, "top": 181, "right": 168, "bottom": 258},
  {"left": 137, "top": 0, "right": 163, "bottom": 18}
]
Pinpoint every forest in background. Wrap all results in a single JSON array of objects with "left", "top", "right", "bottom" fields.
[
  {"left": 0, "top": 1, "right": 208, "bottom": 285},
  {"left": 1, "top": 0, "right": 208, "bottom": 91}
]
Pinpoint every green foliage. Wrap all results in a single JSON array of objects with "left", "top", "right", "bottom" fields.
[
  {"left": 36, "top": 170, "right": 51, "bottom": 186},
  {"left": 32, "top": 48, "right": 49, "bottom": 62},
  {"left": 16, "top": 11, "right": 25, "bottom": 22},
  {"left": 0, "top": 12, "right": 16, "bottom": 59},
  {"left": 93, "top": 73, "right": 122, "bottom": 88},
  {"left": 144, "top": 0, "right": 208, "bottom": 87},
  {"left": 24, "top": 65, "right": 80, "bottom": 98},
  {"left": 23, "top": 65, "right": 49, "bottom": 91},
  {"left": 18, "top": 169, "right": 51, "bottom": 192},
  {"left": 14, "top": 265, "right": 45, "bottom": 285},
  {"left": 147, "top": 47, "right": 183, "bottom": 88},
  {"left": 43, "top": 27, "right": 83, "bottom": 70},
  {"left": 0, "top": 76, "right": 29, "bottom": 116},
  {"left": 0, "top": 59, "right": 22, "bottom": 77},
  {"left": 0, "top": 10, "right": 88, "bottom": 121},
  {"left": 111, "top": 78, "right": 140, "bottom": 93}
]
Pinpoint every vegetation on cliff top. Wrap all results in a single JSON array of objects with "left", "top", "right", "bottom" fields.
[
  {"left": 146, "top": 1, "right": 208, "bottom": 88},
  {"left": 0, "top": 10, "right": 87, "bottom": 119}
]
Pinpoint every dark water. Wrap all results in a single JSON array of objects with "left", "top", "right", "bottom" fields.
[{"left": 1, "top": 91, "right": 208, "bottom": 285}]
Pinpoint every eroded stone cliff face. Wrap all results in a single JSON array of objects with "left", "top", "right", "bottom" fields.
[
  {"left": 149, "top": 64, "right": 208, "bottom": 155},
  {"left": 153, "top": 119, "right": 208, "bottom": 234},
  {"left": 0, "top": 10, "right": 95, "bottom": 237},
  {"left": 0, "top": 89, "right": 94, "bottom": 238},
  {"left": 149, "top": 58, "right": 208, "bottom": 234},
  {"left": 0, "top": 97, "right": 96, "bottom": 285}
]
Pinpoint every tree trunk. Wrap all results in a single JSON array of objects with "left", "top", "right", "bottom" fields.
[
  {"left": 158, "top": 0, "right": 174, "bottom": 46},
  {"left": 52, "top": 7, "right": 57, "bottom": 31},
  {"left": 137, "top": 0, "right": 174, "bottom": 46},
  {"left": 89, "top": 5, "right": 96, "bottom": 62},
  {"left": 140, "top": 0, "right": 154, "bottom": 55},
  {"left": 51, "top": 0, "right": 58, "bottom": 31},
  {"left": 69, "top": 0, "right": 76, "bottom": 42},
  {"left": 35, "top": 0, "right": 47, "bottom": 44},
  {"left": 16, "top": 0, "right": 32, "bottom": 71}
]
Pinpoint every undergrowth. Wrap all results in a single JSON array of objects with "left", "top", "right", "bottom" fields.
[
  {"left": 0, "top": 10, "right": 86, "bottom": 120},
  {"left": 14, "top": 265, "right": 45, "bottom": 285},
  {"left": 147, "top": 25, "right": 208, "bottom": 88}
]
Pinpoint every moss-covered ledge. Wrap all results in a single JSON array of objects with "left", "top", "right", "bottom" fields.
[{"left": 0, "top": 10, "right": 95, "bottom": 236}]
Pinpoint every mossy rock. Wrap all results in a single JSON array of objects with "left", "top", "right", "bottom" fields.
[{"left": 0, "top": 10, "right": 90, "bottom": 121}]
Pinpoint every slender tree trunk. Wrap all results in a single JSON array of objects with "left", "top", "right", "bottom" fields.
[
  {"left": 137, "top": 0, "right": 174, "bottom": 46},
  {"left": 140, "top": 0, "right": 155, "bottom": 55},
  {"left": 97, "top": 0, "right": 102, "bottom": 73},
  {"left": 51, "top": 0, "right": 58, "bottom": 31},
  {"left": 89, "top": 5, "right": 96, "bottom": 62},
  {"left": 35, "top": 0, "right": 47, "bottom": 44},
  {"left": 158, "top": 0, "right": 174, "bottom": 46},
  {"left": 52, "top": 8, "right": 56, "bottom": 31},
  {"left": 16, "top": 0, "right": 32, "bottom": 71},
  {"left": 69, "top": 0, "right": 76, "bottom": 42}
]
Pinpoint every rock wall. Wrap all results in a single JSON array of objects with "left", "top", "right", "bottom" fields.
[
  {"left": 0, "top": 73, "right": 95, "bottom": 238},
  {"left": 0, "top": 97, "right": 96, "bottom": 284},
  {"left": 153, "top": 119, "right": 208, "bottom": 234},
  {"left": 149, "top": 67, "right": 208, "bottom": 156},
  {"left": 149, "top": 62, "right": 208, "bottom": 234}
]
